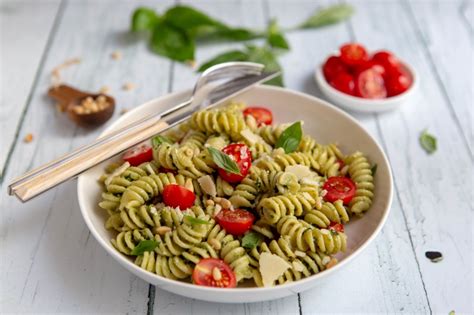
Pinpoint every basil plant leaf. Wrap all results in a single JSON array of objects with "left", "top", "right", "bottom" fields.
[
  {"left": 183, "top": 215, "right": 210, "bottom": 226},
  {"left": 197, "top": 50, "right": 249, "bottom": 72},
  {"left": 246, "top": 45, "right": 284, "bottom": 86},
  {"left": 150, "top": 19, "right": 195, "bottom": 62},
  {"left": 131, "top": 7, "right": 159, "bottom": 32},
  {"left": 131, "top": 239, "right": 159, "bottom": 256},
  {"left": 242, "top": 231, "right": 262, "bottom": 249},
  {"left": 207, "top": 147, "right": 241, "bottom": 175},
  {"left": 419, "top": 129, "right": 437, "bottom": 154},
  {"left": 299, "top": 4, "right": 354, "bottom": 29},
  {"left": 275, "top": 121, "right": 303, "bottom": 153},
  {"left": 267, "top": 19, "right": 289, "bottom": 50}
]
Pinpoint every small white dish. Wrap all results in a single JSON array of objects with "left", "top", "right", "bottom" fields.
[
  {"left": 314, "top": 61, "right": 418, "bottom": 113},
  {"left": 77, "top": 85, "right": 393, "bottom": 303}
]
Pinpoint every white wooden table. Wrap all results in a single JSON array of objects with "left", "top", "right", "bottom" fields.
[{"left": 1, "top": 0, "right": 472, "bottom": 314}]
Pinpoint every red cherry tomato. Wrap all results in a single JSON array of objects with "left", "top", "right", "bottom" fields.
[
  {"left": 354, "top": 68, "right": 387, "bottom": 99},
  {"left": 372, "top": 50, "right": 400, "bottom": 74},
  {"left": 323, "top": 176, "right": 356, "bottom": 204},
  {"left": 218, "top": 144, "right": 252, "bottom": 183},
  {"left": 340, "top": 43, "right": 369, "bottom": 67},
  {"left": 386, "top": 67, "right": 412, "bottom": 97},
  {"left": 215, "top": 209, "right": 255, "bottom": 236},
  {"left": 330, "top": 72, "right": 355, "bottom": 95},
  {"left": 123, "top": 144, "right": 153, "bottom": 166},
  {"left": 192, "top": 258, "right": 236, "bottom": 288},
  {"left": 328, "top": 222, "right": 345, "bottom": 233},
  {"left": 243, "top": 107, "right": 273, "bottom": 125},
  {"left": 353, "top": 61, "right": 386, "bottom": 78},
  {"left": 162, "top": 184, "right": 196, "bottom": 210},
  {"left": 323, "top": 56, "right": 347, "bottom": 82}
]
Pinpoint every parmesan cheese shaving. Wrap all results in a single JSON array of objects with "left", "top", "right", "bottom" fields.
[
  {"left": 198, "top": 175, "right": 217, "bottom": 196},
  {"left": 240, "top": 129, "right": 263, "bottom": 146},
  {"left": 285, "top": 165, "right": 312, "bottom": 180},
  {"left": 292, "top": 261, "right": 305, "bottom": 272},
  {"left": 104, "top": 161, "right": 130, "bottom": 186},
  {"left": 259, "top": 252, "right": 291, "bottom": 287}
]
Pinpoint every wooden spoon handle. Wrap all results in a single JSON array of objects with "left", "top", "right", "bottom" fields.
[
  {"left": 48, "top": 84, "right": 91, "bottom": 105},
  {"left": 9, "top": 117, "right": 169, "bottom": 202}
]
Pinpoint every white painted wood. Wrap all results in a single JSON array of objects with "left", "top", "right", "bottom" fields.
[
  {"left": 267, "top": 0, "right": 431, "bottom": 313},
  {"left": 0, "top": 0, "right": 61, "bottom": 175},
  {"left": 0, "top": 1, "right": 173, "bottom": 313}
]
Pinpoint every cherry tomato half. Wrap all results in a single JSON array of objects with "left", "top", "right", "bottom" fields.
[
  {"left": 340, "top": 43, "right": 369, "bottom": 67},
  {"left": 328, "top": 222, "right": 345, "bottom": 233},
  {"left": 330, "top": 72, "right": 355, "bottom": 95},
  {"left": 218, "top": 144, "right": 252, "bottom": 183},
  {"left": 323, "top": 176, "right": 356, "bottom": 204},
  {"left": 162, "top": 184, "right": 196, "bottom": 210},
  {"left": 386, "top": 67, "right": 412, "bottom": 97},
  {"left": 215, "top": 209, "right": 255, "bottom": 236},
  {"left": 123, "top": 144, "right": 153, "bottom": 166},
  {"left": 323, "top": 56, "right": 347, "bottom": 82},
  {"left": 354, "top": 68, "right": 387, "bottom": 99},
  {"left": 243, "top": 107, "right": 273, "bottom": 125},
  {"left": 192, "top": 258, "right": 236, "bottom": 288}
]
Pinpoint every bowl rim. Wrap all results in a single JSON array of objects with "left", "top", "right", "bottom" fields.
[
  {"left": 315, "top": 59, "right": 419, "bottom": 105},
  {"left": 77, "top": 85, "right": 393, "bottom": 293}
]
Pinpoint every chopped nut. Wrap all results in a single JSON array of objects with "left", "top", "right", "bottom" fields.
[
  {"left": 326, "top": 257, "right": 338, "bottom": 269},
  {"left": 208, "top": 238, "right": 221, "bottom": 250},
  {"left": 186, "top": 60, "right": 196, "bottom": 69},
  {"left": 205, "top": 199, "right": 215, "bottom": 207},
  {"left": 220, "top": 198, "right": 231, "bottom": 209},
  {"left": 122, "top": 82, "right": 135, "bottom": 91},
  {"left": 99, "top": 86, "right": 110, "bottom": 94},
  {"left": 110, "top": 51, "right": 122, "bottom": 60},
  {"left": 212, "top": 267, "right": 222, "bottom": 281},
  {"left": 155, "top": 226, "right": 172, "bottom": 235},
  {"left": 23, "top": 133, "right": 33, "bottom": 143},
  {"left": 50, "top": 57, "right": 81, "bottom": 87}
]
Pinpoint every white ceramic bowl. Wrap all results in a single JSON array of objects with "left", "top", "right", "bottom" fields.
[
  {"left": 77, "top": 85, "right": 393, "bottom": 303},
  {"left": 314, "top": 61, "right": 418, "bottom": 113}
]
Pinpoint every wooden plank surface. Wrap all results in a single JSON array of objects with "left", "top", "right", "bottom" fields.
[
  {"left": 0, "top": 0, "right": 472, "bottom": 314},
  {"left": 0, "top": 0, "right": 61, "bottom": 176}
]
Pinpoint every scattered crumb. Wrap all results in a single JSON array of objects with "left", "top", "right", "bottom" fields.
[
  {"left": 186, "top": 60, "right": 196, "bottom": 69},
  {"left": 51, "top": 57, "right": 81, "bottom": 87},
  {"left": 122, "top": 82, "right": 135, "bottom": 91},
  {"left": 120, "top": 108, "right": 128, "bottom": 115},
  {"left": 24, "top": 133, "right": 33, "bottom": 143},
  {"left": 110, "top": 51, "right": 122, "bottom": 60},
  {"left": 99, "top": 86, "right": 110, "bottom": 94}
]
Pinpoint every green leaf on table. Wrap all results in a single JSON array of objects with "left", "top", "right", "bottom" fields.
[
  {"left": 371, "top": 163, "right": 378, "bottom": 176},
  {"left": 183, "top": 215, "right": 211, "bottom": 226},
  {"left": 246, "top": 45, "right": 284, "bottom": 86},
  {"left": 197, "top": 50, "right": 250, "bottom": 72},
  {"left": 152, "top": 135, "right": 172, "bottom": 149},
  {"left": 131, "top": 7, "right": 159, "bottom": 32},
  {"left": 419, "top": 129, "right": 437, "bottom": 154},
  {"left": 267, "top": 19, "right": 289, "bottom": 50},
  {"left": 207, "top": 147, "right": 241, "bottom": 175},
  {"left": 299, "top": 4, "right": 354, "bottom": 29},
  {"left": 131, "top": 239, "right": 159, "bottom": 256},
  {"left": 275, "top": 121, "right": 302, "bottom": 153},
  {"left": 241, "top": 231, "right": 262, "bottom": 249},
  {"left": 150, "top": 19, "right": 195, "bottom": 62}
]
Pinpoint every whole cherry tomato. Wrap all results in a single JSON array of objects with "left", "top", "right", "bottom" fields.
[
  {"left": 330, "top": 72, "right": 355, "bottom": 95},
  {"left": 323, "top": 56, "right": 347, "bottom": 82},
  {"left": 386, "top": 67, "right": 412, "bottom": 96},
  {"left": 340, "top": 43, "right": 369, "bottom": 67}
]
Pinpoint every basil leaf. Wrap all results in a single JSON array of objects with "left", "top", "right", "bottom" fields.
[
  {"left": 201, "top": 28, "right": 260, "bottom": 42},
  {"left": 371, "top": 163, "right": 378, "bottom": 176},
  {"left": 207, "top": 147, "right": 241, "bottom": 175},
  {"left": 150, "top": 19, "right": 195, "bottom": 62},
  {"left": 197, "top": 50, "right": 249, "bottom": 72},
  {"left": 299, "top": 4, "right": 354, "bottom": 29},
  {"left": 242, "top": 231, "right": 262, "bottom": 249},
  {"left": 131, "top": 239, "right": 159, "bottom": 256},
  {"left": 183, "top": 215, "right": 210, "bottom": 226},
  {"left": 267, "top": 19, "right": 289, "bottom": 50},
  {"left": 419, "top": 129, "right": 437, "bottom": 154},
  {"left": 246, "top": 45, "right": 284, "bottom": 86},
  {"left": 152, "top": 135, "right": 172, "bottom": 148},
  {"left": 131, "top": 7, "right": 159, "bottom": 32},
  {"left": 275, "top": 121, "right": 302, "bottom": 153}
]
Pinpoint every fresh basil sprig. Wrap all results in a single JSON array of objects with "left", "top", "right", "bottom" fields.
[
  {"left": 241, "top": 231, "right": 262, "bottom": 249},
  {"left": 299, "top": 4, "right": 354, "bottom": 29},
  {"left": 207, "top": 147, "right": 241, "bottom": 175},
  {"left": 152, "top": 135, "right": 172, "bottom": 148},
  {"left": 183, "top": 215, "right": 210, "bottom": 226},
  {"left": 276, "top": 122, "right": 303, "bottom": 153},
  {"left": 131, "top": 239, "right": 159, "bottom": 256},
  {"left": 419, "top": 129, "right": 437, "bottom": 154},
  {"left": 267, "top": 19, "right": 289, "bottom": 50}
]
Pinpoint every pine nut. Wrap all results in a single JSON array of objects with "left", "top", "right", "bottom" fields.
[
  {"left": 205, "top": 199, "right": 215, "bottom": 207},
  {"left": 220, "top": 198, "right": 231, "bottom": 209},
  {"left": 326, "top": 257, "right": 338, "bottom": 269},
  {"left": 155, "top": 226, "right": 171, "bottom": 235},
  {"left": 212, "top": 267, "right": 222, "bottom": 281},
  {"left": 23, "top": 133, "right": 33, "bottom": 143}
]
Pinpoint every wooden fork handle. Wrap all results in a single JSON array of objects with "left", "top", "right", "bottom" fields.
[{"left": 9, "top": 119, "right": 169, "bottom": 202}]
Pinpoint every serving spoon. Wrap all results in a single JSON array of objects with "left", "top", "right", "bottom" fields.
[{"left": 9, "top": 62, "right": 279, "bottom": 202}]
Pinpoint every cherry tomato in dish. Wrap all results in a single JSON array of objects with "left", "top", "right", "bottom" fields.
[
  {"left": 123, "top": 144, "right": 153, "bottom": 166},
  {"left": 323, "top": 56, "right": 347, "bottom": 82},
  {"left": 353, "top": 61, "right": 386, "bottom": 78},
  {"left": 371, "top": 50, "right": 400, "bottom": 74},
  {"left": 215, "top": 209, "right": 255, "bottom": 236},
  {"left": 328, "top": 222, "right": 345, "bottom": 233},
  {"left": 354, "top": 68, "right": 387, "bottom": 99},
  {"left": 340, "top": 43, "right": 369, "bottom": 67},
  {"left": 385, "top": 67, "right": 412, "bottom": 97},
  {"left": 243, "top": 107, "right": 273, "bottom": 125},
  {"left": 323, "top": 176, "right": 356, "bottom": 204},
  {"left": 330, "top": 72, "right": 355, "bottom": 95},
  {"left": 218, "top": 144, "right": 252, "bottom": 183},
  {"left": 162, "top": 184, "right": 196, "bottom": 210},
  {"left": 192, "top": 258, "right": 236, "bottom": 288}
]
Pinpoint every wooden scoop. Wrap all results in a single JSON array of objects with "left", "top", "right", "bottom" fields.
[{"left": 48, "top": 84, "right": 115, "bottom": 127}]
